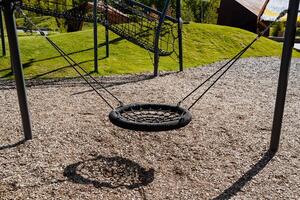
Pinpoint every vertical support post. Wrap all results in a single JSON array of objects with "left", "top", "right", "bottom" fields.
[
  {"left": 3, "top": 2, "right": 32, "bottom": 140},
  {"left": 176, "top": 0, "right": 183, "bottom": 71},
  {"left": 93, "top": 0, "right": 98, "bottom": 73},
  {"left": 104, "top": 0, "right": 109, "bottom": 58},
  {"left": 0, "top": 6, "right": 6, "bottom": 56},
  {"left": 270, "top": 0, "right": 299, "bottom": 152},
  {"left": 153, "top": 0, "right": 171, "bottom": 76}
]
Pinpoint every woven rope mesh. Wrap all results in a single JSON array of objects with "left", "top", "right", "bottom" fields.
[{"left": 119, "top": 108, "right": 182, "bottom": 124}]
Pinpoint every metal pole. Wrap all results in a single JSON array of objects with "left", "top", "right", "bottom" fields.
[
  {"left": 270, "top": 0, "right": 299, "bottom": 152},
  {"left": 153, "top": 0, "right": 171, "bottom": 76},
  {"left": 176, "top": 0, "right": 183, "bottom": 71},
  {"left": 3, "top": 1, "right": 32, "bottom": 140},
  {"left": 0, "top": 7, "right": 6, "bottom": 56},
  {"left": 104, "top": 0, "right": 109, "bottom": 58},
  {"left": 93, "top": 0, "right": 98, "bottom": 73}
]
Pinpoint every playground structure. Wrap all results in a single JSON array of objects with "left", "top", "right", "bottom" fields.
[
  {"left": 18, "top": 0, "right": 184, "bottom": 75},
  {"left": 0, "top": 0, "right": 299, "bottom": 153}
]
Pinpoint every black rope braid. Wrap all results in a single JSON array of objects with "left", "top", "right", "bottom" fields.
[
  {"left": 178, "top": 39, "right": 253, "bottom": 108},
  {"left": 178, "top": 9, "right": 289, "bottom": 110},
  {"left": 187, "top": 39, "right": 256, "bottom": 110},
  {"left": 17, "top": 8, "right": 123, "bottom": 109},
  {"left": 46, "top": 39, "right": 116, "bottom": 109}
]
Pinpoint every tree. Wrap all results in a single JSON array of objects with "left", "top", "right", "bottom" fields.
[
  {"left": 136, "top": 0, "right": 221, "bottom": 24},
  {"left": 203, "top": 0, "right": 221, "bottom": 24},
  {"left": 182, "top": 0, "right": 210, "bottom": 22}
]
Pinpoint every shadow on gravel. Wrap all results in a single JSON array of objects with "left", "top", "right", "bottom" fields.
[
  {"left": 213, "top": 149, "right": 276, "bottom": 200},
  {"left": 0, "top": 71, "right": 177, "bottom": 92},
  {"left": 70, "top": 71, "right": 176, "bottom": 96},
  {"left": 63, "top": 155, "right": 155, "bottom": 190},
  {"left": 0, "top": 139, "right": 25, "bottom": 151}
]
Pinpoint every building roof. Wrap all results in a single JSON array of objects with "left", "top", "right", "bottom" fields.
[
  {"left": 235, "top": 0, "right": 266, "bottom": 16},
  {"left": 235, "top": 0, "right": 300, "bottom": 21}
]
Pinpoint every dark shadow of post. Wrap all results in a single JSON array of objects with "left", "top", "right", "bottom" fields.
[
  {"left": 0, "top": 68, "right": 11, "bottom": 72},
  {"left": 1, "top": 58, "right": 35, "bottom": 78},
  {"left": 21, "top": 37, "right": 124, "bottom": 65},
  {"left": 213, "top": 149, "right": 276, "bottom": 200},
  {"left": 0, "top": 139, "right": 25, "bottom": 150}
]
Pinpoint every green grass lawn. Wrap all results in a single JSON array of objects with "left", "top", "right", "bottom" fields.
[
  {"left": 16, "top": 16, "right": 60, "bottom": 32},
  {"left": 1, "top": 22, "right": 299, "bottom": 79}
]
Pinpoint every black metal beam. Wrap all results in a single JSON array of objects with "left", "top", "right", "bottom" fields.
[
  {"left": 104, "top": 0, "right": 109, "bottom": 58},
  {"left": 270, "top": 0, "right": 300, "bottom": 152},
  {"left": 127, "top": 0, "right": 178, "bottom": 23},
  {"left": 153, "top": 0, "right": 171, "bottom": 76},
  {"left": 176, "top": 0, "right": 183, "bottom": 72},
  {"left": 93, "top": 0, "right": 98, "bottom": 73},
  {"left": 0, "top": 6, "right": 6, "bottom": 56},
  {"left": 3, "top": 1, "right": 32, "bottom": 140}
]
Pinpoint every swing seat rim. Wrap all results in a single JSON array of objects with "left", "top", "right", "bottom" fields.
[{"left": 109, "top": 103, "right": 192, "bottom": 132}]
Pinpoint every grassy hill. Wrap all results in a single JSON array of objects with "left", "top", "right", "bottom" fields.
[{"left": 0, "top": 22, "right": 298, "bottom": 79}]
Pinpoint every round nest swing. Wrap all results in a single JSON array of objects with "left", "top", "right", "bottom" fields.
[{"left": 109, "top": 104, "right": 192, "bottom": 131}]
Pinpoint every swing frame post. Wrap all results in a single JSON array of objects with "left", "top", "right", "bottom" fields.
[
  {"left": 153, "top": 0, "right": 171, "bottom": 76},
  {"left": 270, "top": 0, "right": 300, "bottom": 152},
  {"left": 0, "top": 6, "right": 6, "bottom": 57},
  {"left": 176, "top": 0, "right": 183, "bottom": 72},
  {"left": 93, "top": 0, "right": 98, "bottom": 73},
  {"left": 3, "top": 0, "right": 32, "bottom": 140},
  {"left": 104, "top": 0, "right": 109, "bottom": 58}
]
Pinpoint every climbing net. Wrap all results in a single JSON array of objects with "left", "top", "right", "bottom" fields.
[{"left": 19, "top": 0, "right": 178, "bottom": 55}]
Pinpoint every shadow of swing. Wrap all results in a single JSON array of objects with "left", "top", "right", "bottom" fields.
[
  {"left": 63, "top": 155, "right": 155, "bottom": 190},
  {"left": 213, "top": 149, "right": 276, "bottom": 200}
]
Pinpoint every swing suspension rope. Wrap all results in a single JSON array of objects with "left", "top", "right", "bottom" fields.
[
  {"left": 177, "top": 9, "right": 288, "bottom": 110},
  {"left": 17, "top": 8, "right": 124, "bottom": 110}
]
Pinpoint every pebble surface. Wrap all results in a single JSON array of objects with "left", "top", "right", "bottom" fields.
[{"left": 0, "top": 57, "right": 299, "bottom": 199}]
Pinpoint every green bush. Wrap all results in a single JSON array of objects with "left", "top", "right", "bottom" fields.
[
  {"left": 136, "top": 0, "right": 221, "bottom": 24},
  {"left": 270, "top": 22, "right": 285, "bottom": 37}
]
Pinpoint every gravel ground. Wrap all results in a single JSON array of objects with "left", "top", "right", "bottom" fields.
[{"left": 0, "top": 57, "right": 299, "bottom": 200}]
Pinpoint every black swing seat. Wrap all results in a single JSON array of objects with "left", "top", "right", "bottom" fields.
[{"left": 109, "top": 103, "right": 192, "bottom": 131}]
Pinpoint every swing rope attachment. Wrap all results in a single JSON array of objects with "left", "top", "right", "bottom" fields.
[
  {"left": 17, "top": 7, "right": 124, "bottom": 109},
  {"left": 177, "top": 9, "right": 288, "bottom": 110}
]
